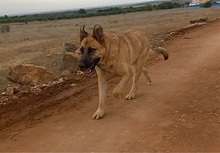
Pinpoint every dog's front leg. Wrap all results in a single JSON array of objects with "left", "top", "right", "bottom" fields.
[
  {"left": 113, "top": 74, "right": 131, "bottom": 98},
  {"left": 92, "top": 67, "right": 107, "bottom": 119}
]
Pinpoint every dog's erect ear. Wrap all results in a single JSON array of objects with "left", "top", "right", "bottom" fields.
[
  {"left": 93, "top": 25, "right": 104, "bottom": 44},
  {"left": 80, "top": 25, "right": 88, "bottom": 42}
]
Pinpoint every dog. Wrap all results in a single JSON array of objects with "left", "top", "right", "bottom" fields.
[{"left": 76, "top": 25, "right": 168, "bottom": 119}]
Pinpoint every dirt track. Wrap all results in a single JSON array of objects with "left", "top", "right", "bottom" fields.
[{"left": 1, "top": 20, "right": 220, "bottom": 152}]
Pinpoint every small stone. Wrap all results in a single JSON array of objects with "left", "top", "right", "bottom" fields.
[
  {"left": 71, "top": 83, "right": 76, "bottom": 87},
  {"left": 52, "top": 81, "right": 59, "bottom": 85},
  {"left": 42, "top": 84, "right": 49, "bottom": 87},
  {"left": 58, "top": 78, "right": 64, "bottom": 83},
  {"left": 12, "top": 95, "right": 19, "bottom": 100},
  {"left": 61, "top": 70, "right": 71, "bottom": 77}
]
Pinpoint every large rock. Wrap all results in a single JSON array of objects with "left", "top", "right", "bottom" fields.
[
  {"left": 5, "top": 85, "right": 19, "bottom": 96},
  {"left": 61, "top": 43, "right": 80, "bottom": 75},
  {"left": 190, "top": 17, "right": 208, "bottom": 24},
  {"left": 8, "top": 64, "right": 56, "bottom": 85},
  {"left": 63, "top": 43, "right": 77, "bottom": 53}
]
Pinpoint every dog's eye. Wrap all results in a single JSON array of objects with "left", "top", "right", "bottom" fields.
[{"left": 89, "top": 47, "right": 96, "bottom": 53}]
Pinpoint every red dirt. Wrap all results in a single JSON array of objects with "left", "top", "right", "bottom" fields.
[{"left": 0, "top": 20, "right": 220, "bottom": 152}]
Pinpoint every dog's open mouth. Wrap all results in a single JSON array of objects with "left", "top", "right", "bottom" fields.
[{"left": 81, "top": 57, "right": 101, "bottom": 74}]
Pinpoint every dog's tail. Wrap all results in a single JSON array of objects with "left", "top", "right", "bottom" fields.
[{"left": 150, "top": 46, "right": 169, "bottom": 60}]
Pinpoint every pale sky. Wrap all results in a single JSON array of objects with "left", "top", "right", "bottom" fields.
[{"left": 0, "top": 0, "right": 151, "bottom": 16}]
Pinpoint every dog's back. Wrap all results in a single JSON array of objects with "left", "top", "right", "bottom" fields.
[{"left": 104, "top": 30, "right": 151, "bottom": 66}]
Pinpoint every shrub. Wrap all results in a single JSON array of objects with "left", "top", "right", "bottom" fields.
[
  {"left": 0, "top": 25, "right": 10, "bottom": 33},
  {"left": 78, "top": 9, "right": 86, "bottom": 14},
  {"left": 0, "top": 2, "right": 183, "bottom": 24},
  {"left": 145, "top": 5, "right": 153, "bottom": 11},
  {"left": 157, "top": 2, "right": 181, "bottom": 10},
  {"left": 201, "top": 1, "right": 212, "bottom": 8}
]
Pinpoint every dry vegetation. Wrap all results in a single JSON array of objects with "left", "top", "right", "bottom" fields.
[{"left": 0, "top": 7, "right": 220, "bottom": 92}]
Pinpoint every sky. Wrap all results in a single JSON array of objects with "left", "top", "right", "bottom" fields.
[{"left": 0, "top": 0, "right": 151, "bottom": 16}]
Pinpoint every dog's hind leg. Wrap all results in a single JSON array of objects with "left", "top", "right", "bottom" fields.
[
  {"left": 126, "top": 48, "right": 148, "bottom": 100},
  {"left": 113, "top": 74, "right": 132, "bottom": 98},
  {"left": 92, "top": 67, "right": 107, "bottom": 119},
  {"left": 142, "top": 65, "right": 151, "bottom": 85},
  {"left": 125, "top": 66, "right": 142, "bottom": 100}
]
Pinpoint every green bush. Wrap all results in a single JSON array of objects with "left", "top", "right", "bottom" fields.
[
  {"left": 145, "top": 5, "right": 153, "bottom": 11},
  {"left": 157, "top": 2, "right": 181, "bottom": 10},
  {"left": 201, "top": 1, "right": 212, "bottom": 8},
  {"left": 78, "top": 9, "right": 86, "bottom": 14},
  {"left": 0, "top": 2, "right": 182, "bottom": 24}
]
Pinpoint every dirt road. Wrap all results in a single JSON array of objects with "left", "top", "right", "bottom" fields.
[{"left": 1, "top": 20, "right": 220, "bottom": 152}]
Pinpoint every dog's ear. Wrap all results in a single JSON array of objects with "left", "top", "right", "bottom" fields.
[
  {"left": 93, "top": 25, "right": 104, "bottom": 44},
  {"left": 80, "top": 25, "right": 88, "bottom": 42}
]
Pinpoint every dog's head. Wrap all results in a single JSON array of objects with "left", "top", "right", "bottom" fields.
[{"left": 76, "top": 25, "right": 105, "bottom": 74}]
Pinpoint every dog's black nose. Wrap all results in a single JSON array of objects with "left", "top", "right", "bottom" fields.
[{"left": 78, "top": 60, "right": 86, "bottom": 69}]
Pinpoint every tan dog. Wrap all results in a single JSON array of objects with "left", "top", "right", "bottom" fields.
[{"left": 76, "top": 25, "right": 168, "bottom": 119}]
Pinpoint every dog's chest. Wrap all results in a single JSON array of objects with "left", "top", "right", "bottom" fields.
[{"left": 97, "top": 61, "right": 123, "bottom": 76}]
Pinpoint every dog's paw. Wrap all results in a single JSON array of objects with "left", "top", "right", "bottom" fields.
[
  {"left": 147, "top": 80, "right": 151, "bottom": 85},
  {"left": 125, "top": 93, "right": 135, "bottom": 100},
  {"left": 147, "top": 77, "right": 151, "bottom": 85},
  {"left": 113, "top": 88, "right": 123, "bottom": 99},
  {"left": 92, "top": 109, "right": 105, "bottom": 120},
  {"left": 113, "top": 91, "right": 123, "bottom": 99}
]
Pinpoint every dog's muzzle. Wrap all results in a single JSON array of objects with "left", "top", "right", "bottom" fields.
[{"left": 78, "top": 57, "right": 101, "bottom": 74}]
